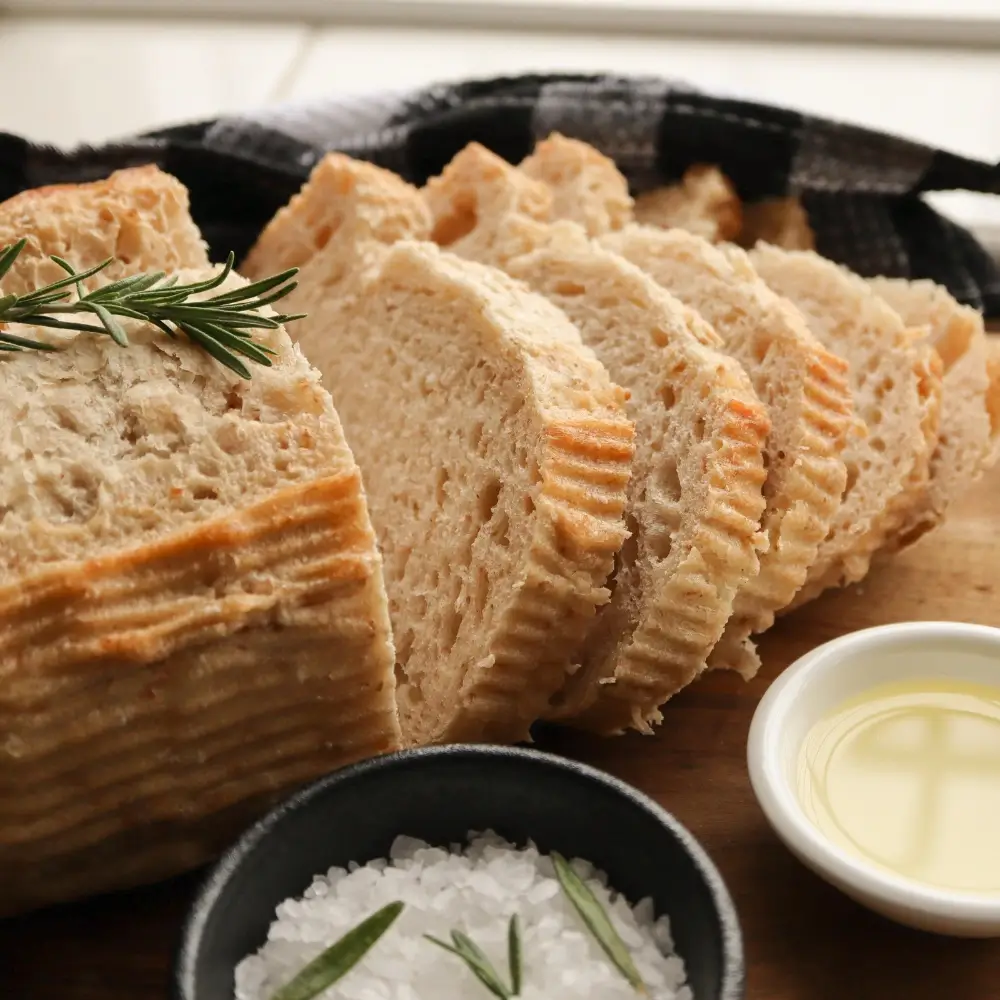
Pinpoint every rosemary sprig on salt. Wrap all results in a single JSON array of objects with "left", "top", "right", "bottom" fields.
[
  {"left": 266, "top": 900, "right": 403, "bottom": 1000},
  {"left": 551, "top": 851, "right": 648, "bottom": 994}
]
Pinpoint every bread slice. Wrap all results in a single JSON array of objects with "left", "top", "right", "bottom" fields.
[
  {"left": 602, "top": 226, "right": 854, "bottom": 672},
  {"left": 520, "top": 136, "right": 854, "bottom": 671},
  {"left": 244, "top": 153, "right": 634, "bottom": 745},
  {"left": 519, "top": 132, "right": 633, "bottom": 237},
  {"left": 0, "top": 165, "right": 210, "bottom": 294},
  {"left": 868, "top": 277, "right": 995, "bottom": 549},
  {"left": 425, "top": 145, "right": 770, "bottom": 732},
  {"left": 629, "top": 165, "right": 742, "bottom": 243},
  {"left": 739, "top": 197, "right": 815, "bottom": 251},
  {"left": 0, "top": 263, "right": 400, "bottom": 915},
  {"left": 242, "top": 152, "right": 431, "bottom": 286},
  {"left": 749, "top": 246, "right": 941, "bottom": 603}
]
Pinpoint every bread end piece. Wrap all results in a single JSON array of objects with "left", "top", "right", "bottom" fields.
[{"left": 0, "top": 165, "right": 209, "bottom": 295}]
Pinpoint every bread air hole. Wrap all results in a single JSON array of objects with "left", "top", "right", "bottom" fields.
[
  {"left": 435, "top": 467, "right": 450, "bottom": 507},
  {"left": 554, "top": 280, "right": 587, "bottom": 297},
  {"left": 431, "top": 194, "right": 478, "bottom": 247},
  {"left": 477, "top": 477, "right": 502, "bottom": 523}
]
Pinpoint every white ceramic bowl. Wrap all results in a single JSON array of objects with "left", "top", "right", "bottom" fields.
[{"left": 747, "top": 620, "right": 1000, "bottom": 937}]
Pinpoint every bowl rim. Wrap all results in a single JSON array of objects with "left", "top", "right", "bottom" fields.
[
  {"left": 173, "top": 742, "right": 745, "bottom": 1000},
  {"left": 747, "top": 620, "right": 1000, "bottom": 927}
]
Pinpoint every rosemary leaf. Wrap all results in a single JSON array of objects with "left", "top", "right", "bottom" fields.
[
  {"left": 0, "top": 329, "right": 60, "bottom": 351},
  {"left": 268, "top": 900, "right": 404, "bottom": 1000},
  {"left": 425, "top": 933, "right": 512, "bottom": 1000},
  {"left": 87, "top": 302, "right": 130, "bottom": 347},
  {"left": 181, "top": 319, "right": 276, "bottom": 365},
  {"left": 152, "top": 304, "right": 283, "bottom": 330},
  {"left": 16, "top": 316, "right": 109, "bottom": 334},
  {"left": 206, "top": 267, "right": 299, "bottom": 306},
  {"left": 87, "top": 271, "right": 167, "bottom": 300},
  {"left": 220, "top": 284, "right": 303, "bottom": 313},
  {"left": 175, "top": 323, "right": 253, "bottom": 380},
  {"left": 0, "top": 238, "right": 27, "bottom": 280},
  {"left": 551, "top": 852, "right": 647, "bottom": 995},
  {"left": 507, "top": 914, "right": 522, "bottom": 996},
  {"left": 40, "top": 256, "right": 113, "bottom": 299}
]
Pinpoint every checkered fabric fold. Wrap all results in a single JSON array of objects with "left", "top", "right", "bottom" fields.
[{"left": 1, "top": 74, "right": 997, "bottom": 314}]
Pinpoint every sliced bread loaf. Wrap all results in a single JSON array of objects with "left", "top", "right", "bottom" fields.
[
  {"left": 868, "top": 277, "right": 995, "bottom": 549},
  {"left": 1, "top": 263, "right": 400, "bottom": 915},
  {"left": 521, "top": 136, "right": 854, "bottom": 669},
  {"left": 0, "top": 165, "right": 209, "bottom": 294},
  {"left": 749, "top": 246, "right": 942, "bottom": 603},
  {"left": 425, "top": 145, "right": 770, "bottom": 732},
  {"left": 245, "top": 154, "right": 635, "bottom": 744}
]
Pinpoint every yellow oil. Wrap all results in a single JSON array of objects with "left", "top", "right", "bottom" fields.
[{"left": 797, "top": 678, "right": 1000, "bottom": 893}]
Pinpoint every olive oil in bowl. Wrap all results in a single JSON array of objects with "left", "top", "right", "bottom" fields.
[{"left": 797, "top": 678, "right": 1000, "bottom": 895}]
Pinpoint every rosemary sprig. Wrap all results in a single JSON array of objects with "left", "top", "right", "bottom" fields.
[
  {"left": 0, "top": 239, "right": 304, "bottom": 379},
  {"left": 507, "top": 913, "right": 522, "bottom": 996},
  {"left": 425, "top": 914, "right": 523, "bottom": 999},
  {"left": 551, "top": 852, "right": 648, "bottom": 995},
  {"left": 267, "top": 900, "right": 404, "bottom": 1000}
]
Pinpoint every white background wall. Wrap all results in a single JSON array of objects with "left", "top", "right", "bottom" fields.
[{"left": 0, "top": 1, "right": 996, "bottom": 243}]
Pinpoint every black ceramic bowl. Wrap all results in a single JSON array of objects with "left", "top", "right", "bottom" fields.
[{"left": 174, "top": 744, "right": 744, "bottom": 1000}]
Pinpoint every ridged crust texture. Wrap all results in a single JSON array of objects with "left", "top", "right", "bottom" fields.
[
  {"left": 244, "top": 151, "right": 634, "bottom": 744},
  {"left": 0, "top": 174, "right": 401, "bottom": 915},
  {"left": 518, "top": 136, "right": 854, "bottom": 671},
  {"left": 750, "top": 246, "right": 939, "bottom": 604},
  {"left": 1, "top": 476, "right": 400, "bottom": 916},
  {"left": 424, "top": 146, "right": 770, "bottom": 733},
  {"left": 604, "top": 227, "right": 854, "bottom": 675},
  {"left": 299, "top": 238, "right": 635, "bottom": 745}
]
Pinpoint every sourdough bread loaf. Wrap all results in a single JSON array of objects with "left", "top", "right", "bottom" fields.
[
  {"left": 425, "top": 145, "right": 770, "bottom": 733},
  {"left": 0, "top": 265, "right": 400, "bottom": 915},
  {"left": 244, "top": 154, "right": 634, "bottom": 745}
]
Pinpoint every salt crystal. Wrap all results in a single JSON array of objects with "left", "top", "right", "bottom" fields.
[{"left": 235, "top": 832, "right": 689, "bottom": 1000}]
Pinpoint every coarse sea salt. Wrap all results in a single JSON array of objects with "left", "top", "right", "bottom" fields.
[{"left": 234, "top": 830, "right": 692, "bottom": 1000}]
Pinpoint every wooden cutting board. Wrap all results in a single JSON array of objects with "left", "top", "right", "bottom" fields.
[{"left": 4, "top": 395, "right": 1000, "bottom": 1000}]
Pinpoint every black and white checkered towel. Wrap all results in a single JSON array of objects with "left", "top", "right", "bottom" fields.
[{"left": 1, "top": 73, "right": 997, "bottom": 315}]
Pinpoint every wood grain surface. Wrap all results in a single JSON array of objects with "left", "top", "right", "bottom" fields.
[{"left": 4, "top": 387, "right": 1000, "bottom": 1000}]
